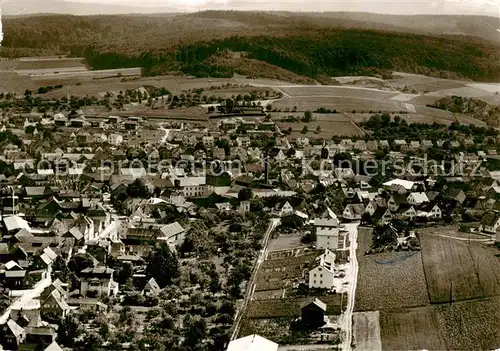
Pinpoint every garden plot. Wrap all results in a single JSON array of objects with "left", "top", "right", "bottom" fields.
[
  {"left": 246, "top": 294, "right": 345, "bottom": 318},
  {"left": 255, "top": 252, "right": 320, "bottom": 291}
]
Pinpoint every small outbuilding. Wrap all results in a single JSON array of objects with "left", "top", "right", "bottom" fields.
[{"left": 300, "top": 297, "right": 327, "bottom": 327}]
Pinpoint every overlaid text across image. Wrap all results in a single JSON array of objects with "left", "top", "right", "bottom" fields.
[{"left": 0, "top": 0, "right": 499, "bottom": 350}]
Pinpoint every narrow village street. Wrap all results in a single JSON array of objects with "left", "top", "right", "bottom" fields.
[{"left": 340, "top": 222, "right": 359, "bottom": 351}]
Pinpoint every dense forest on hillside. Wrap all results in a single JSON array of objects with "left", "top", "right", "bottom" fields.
[
  {"left": 2, "top": 12, "right": 500, "bottom": 81},
  {"left": 80, "top": 30, "right": 500, "bottom": 81}
]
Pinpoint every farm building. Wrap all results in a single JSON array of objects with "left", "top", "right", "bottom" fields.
[
  {"left": 300, "top": 298, "right": 327, "bottom": 327},
  {"left": 227, "top": 334, "right": 278, "bottom": 351}
]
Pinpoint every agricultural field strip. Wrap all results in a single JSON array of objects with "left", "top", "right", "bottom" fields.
[
  {"left": 419, "top": 233, "right": 500, "bottom": 304},
  {"left": 353, "top": 311, "right": 382, "bottom": 351}
]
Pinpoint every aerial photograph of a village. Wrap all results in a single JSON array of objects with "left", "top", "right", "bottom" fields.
[{"left": 0, "top": 0, "right": 499, "bottom": 350}]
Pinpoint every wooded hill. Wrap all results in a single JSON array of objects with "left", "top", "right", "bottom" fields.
[{"left": 2, "top": 11, "right": 500, "bottom": 81}]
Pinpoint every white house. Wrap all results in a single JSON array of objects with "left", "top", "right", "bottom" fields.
[
  {"left": 308, "top": 249, "right": 336, "bottom": 290},
  {"left": 480, "top": 212, "right": 500, "bottom": 234},
  {"left": 157, "top": 222, "right": 185, "bottom": 250},
  {"left": 417, "top": 203, "right": 442, "bottom": 219},
  {"left": 202, "top": 136, "right": 215, "bottom": 148},
  {"left": 315, "top": 217, "right": 340, "bottom": 250},
  {"left": 407, "top": 192, "right": 429, "bottom": 206},
  {"left": 108, "top": 133, "right": 123, "bottom": 146},
  {"left": 343, "top": 204, "right": 364, "bottom": 221},
  {"left": 170, "top": 176, "right": 207, "bottom": 197},
  {"left": 280, "top": 201, "right": 294, "bottom": 217}
]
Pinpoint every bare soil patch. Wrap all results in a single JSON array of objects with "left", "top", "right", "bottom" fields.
[{"left": 353, "top": 311, "right": 382, "bottom": 351}]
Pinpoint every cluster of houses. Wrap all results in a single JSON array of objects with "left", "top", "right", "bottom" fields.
[{"left": 2, "top": 107, "right": 500, "bottom": 349}]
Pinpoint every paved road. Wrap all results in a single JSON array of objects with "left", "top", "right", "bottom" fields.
[
  {"left": 340, "top": 223, "right": 360, "bottom": 351},
  {"left": 230, "top": 218, "right": 281, "bottom": 340}
]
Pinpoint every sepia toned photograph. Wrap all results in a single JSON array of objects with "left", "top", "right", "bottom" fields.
[{"left": 0, "top": 0, "right": 499, "bottom": 350}]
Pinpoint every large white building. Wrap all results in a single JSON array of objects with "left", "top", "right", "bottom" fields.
[
  {"left": 315, "top": 217, "right": 340, "bottom": 250},
  {"left": 170, "top": 176, "right": 207, "bottom": 197},
  {"left": 308, "top": 249, "right": 336, "bottom": 290}
]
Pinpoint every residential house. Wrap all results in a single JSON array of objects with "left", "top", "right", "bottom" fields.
[
  {"left": 382, "top": 179, "right": 416, "bottom": 193},
  {"left": 4, "top": 144, "right": 20, "bottom": 159},
  {"left": 308, "top": 249, "right": 336, "bottom": 290},
  {"left": 396, "top": 204, "right": 417, "bottom": 221},
  {"left": 480, "top": 211, "right": 500, "bottom": 234},
  {"left": 388, "top": 194, "right": 407, "bottom": 212},
  {"left": 366, "top": 140, "right": 378, "bottom": 151},
  {"left": 343, "top": 204, "right": 364, "bottom": 221},
  {"left": 279, "top": 202, "right": 294, "bottom": 217},
  {"left": 213, "top": 147, "right": 226, "bottom": 160},
  {"left": 108, "top": 133, "right": 123, "bottom": 146},
  {"left": 409, "top": 140, "right": 420, "bottom": 150},
  {"left": 4, "top": 260, "right": 26, "bottom": 289},
  {"left": 407, "top": 192, "right": 429, "bottom": 206},
  {"left": 379, "top": 140, "right": 389, "bottom": 149},
  {"left": 393, "top": 139, "right": 407, "bottom": 151},
  {"left": 372, "top": 207, "right": 393, "bottom": 225},
  {"left": 40, "top": 288, "right": 70, "bottom": 319},
  {"left": 418, "top": 202, "right": 442, "bottom": 219},
  {"left": 296, "top": 137, "right": 310, "bottom": 147},
  {"left": 157, "top": 222, "right": 185, "bottom": 250},
  {"left": 236, "top": 136, "right": 251, "bottom": 148},
  {"left": 1, "top": 319, "right": 26, "bottom": 349},
  {"left": 354, "top": 140, "right": 367, "bottom": 151},
  {"left": 202, "top": 136, "right": 215, "bottom": 148},
  {"left": 443, "top": 188, "right": 466, "bottom": 205},
  {"left": 80, "top": 266, "right": 118, "bottom": 297},
  {"left": 142, "top": 277, "right": 161, "bottom": 297},
  {"left": 315, "top": 217, "right": 340, "bottom": 250}
]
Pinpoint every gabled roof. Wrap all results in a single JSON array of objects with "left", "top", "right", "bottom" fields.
[
  {"left": 409, "top": 192, "right": 429, "bottom": 204},
  {"left": 3, "top": 215, "right": 31, "bottom": 232},
  {"left": 383, "top": 179, "right": 415, "bottom": 191},
  {"left": 300, "top": 297, "right": 327, "bottom": 311},
  {"left": 15, "top": 228, "right": 34, "bottom": 243},
  {"left": 159, "top": 222, "right": 184, "bottom": 239},
  {"left": 143, "top": 277, "right": 161, "bottom": 295},
  {"left": 390, "top": 194, "right": 407, "bottom": 206},
  {"left": 227, "top": 334, "right": 279, "bottom": 351},
  {"left": 45, "top": 341, "right": 64, "bottom": 351},
  {"left": 7, "top": 319, "right": 24, "bottom": 338},
  {"left": 67, "top": 227, "right": 84, "bottom": 240},
  {"left": 5, "top": 260, "right": 23, "bottom": 271},
  {"left": 372, "top": 206, "right": 391, "bottom": 219},
  {"left": 481, "top": 212, "right": 500, "bottom": 226}
]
